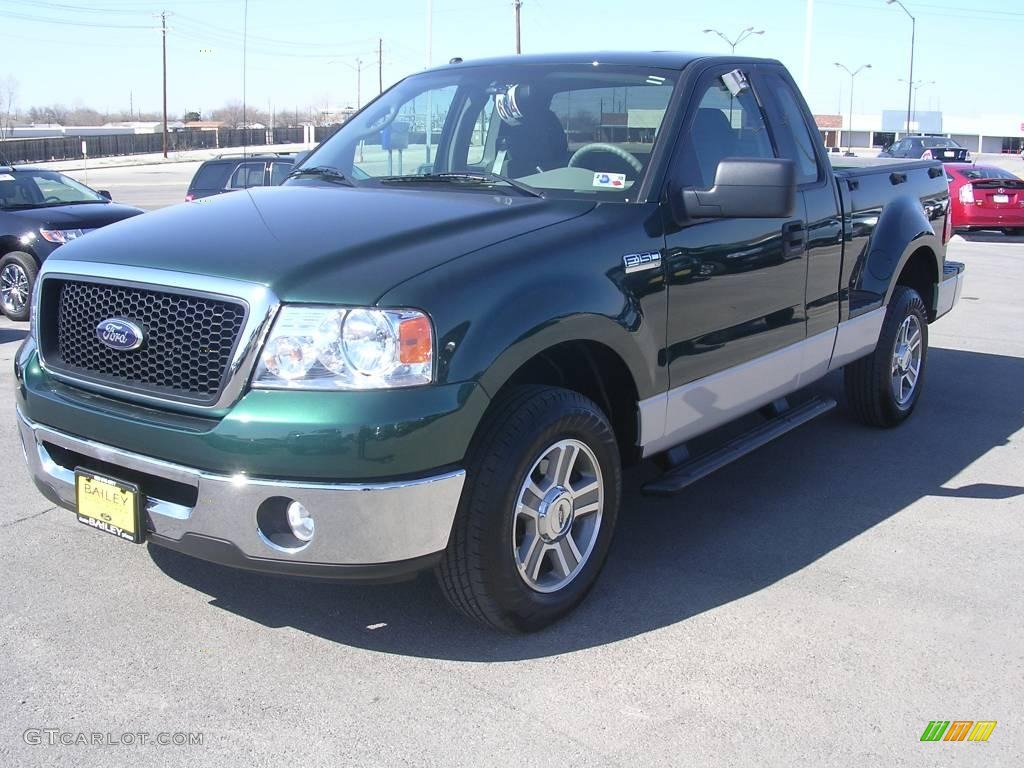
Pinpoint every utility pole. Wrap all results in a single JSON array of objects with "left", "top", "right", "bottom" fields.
[
  {"left": 378, "top": 38, "right": 383, "bottom": 94},
  {"left": 801, "top": 0, "right": 814, "bottom": 92},
  {"left": 160, "top": 11, "right": 169, "bottom": 157},
  {"left": 513, "top": 0, "right": 522, "bottom": 54},
  {"left": 130, "top": 90, "right": 134, "bottom": 121},
  {"left": 355, "top": 58, "right": 363, "bottom": 109}
]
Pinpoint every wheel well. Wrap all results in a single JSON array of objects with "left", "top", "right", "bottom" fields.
[
  {"left": 493, "top": 341, "right": 641, "bottom": 466},
  {"left": 896, "top": 247, "right": 939, "bottom": 321}
]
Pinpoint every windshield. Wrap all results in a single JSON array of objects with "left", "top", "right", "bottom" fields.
[
  {"left": 0, "top": 170, "right": 106, "bottom": 209},
  {"left": 289, "top": 62, "right": 679, "bottom": 201}
]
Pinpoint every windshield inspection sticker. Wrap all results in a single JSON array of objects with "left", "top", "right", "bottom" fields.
[{"left": 593, "top": 172, "right": 626, "bottom": 189}]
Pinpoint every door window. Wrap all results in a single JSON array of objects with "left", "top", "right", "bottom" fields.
[
  {"left": 226, "top": 162, "right": 267, "bottom": 189},
  {"left": 269, "top": 162, "right": 292, "bottom": 186},
  {"left": 677, "top": 73, "right": 775, "bottom": 188}
]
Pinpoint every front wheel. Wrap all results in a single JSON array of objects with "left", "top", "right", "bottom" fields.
[
  {"left": 437, "top": 386, "right": 621, "bottom": 632},
  {"left": 844, "top": 286, "right": 929, "bottom": 427},
  {"left": 0, "top": 252, "right": 38, "bottom": 322}
]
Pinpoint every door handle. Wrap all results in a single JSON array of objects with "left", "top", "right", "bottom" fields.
[{"left": 782, "top": 221, "right": 805, "bottom": 257}]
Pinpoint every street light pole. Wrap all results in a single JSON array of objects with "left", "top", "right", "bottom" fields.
[
  {"left": 898, "top": 78, "right": 935, "bottom": 126},
  {"left": 160, "top": 11, "right": 168, "bottom": 158},
  {"left": 702, "top": 26, "right": 765, "bottom": 54},
  {"left": 886, "top": 0, "right": 915, "bottom": 137},
  {"left": 835, "top": 62, "right": 871, "bottom": 155}
]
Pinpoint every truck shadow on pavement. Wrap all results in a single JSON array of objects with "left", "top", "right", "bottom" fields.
[
  {"left": 0, "top": 327, "right": 28, "bottom": 344},
  {"left": 149, "top": 346, "right": 1024, "bottom": 660}
]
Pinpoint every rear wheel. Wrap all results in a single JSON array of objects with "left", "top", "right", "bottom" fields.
[
  {"left": 844, "top": 286, "right": 929, "bottom": 427},
  {"left": 0, "top": 252, "right": 38, "bottom": 322},
  {"left": 437, "top": 386, "right": 621, "bottom": 632}
]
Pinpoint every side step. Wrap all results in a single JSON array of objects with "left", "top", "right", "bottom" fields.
[{"left": 642, "top": 396, "right": 837, "bottom": 497}]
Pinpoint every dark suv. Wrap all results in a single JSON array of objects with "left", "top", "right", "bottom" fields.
[
  {"left": 184, "top": 152, "right": 302, "bottom": 201},
  {"left": 0, "top": 165, "right": 142, "bottom": 320}
]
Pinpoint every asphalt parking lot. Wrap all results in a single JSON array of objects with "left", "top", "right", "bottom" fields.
[
  {"left": 1, "top": 233, "right": 1022, "bottom": 766},
  {"left": 65, "top": 162, "right": 202, "bottom": 210}
]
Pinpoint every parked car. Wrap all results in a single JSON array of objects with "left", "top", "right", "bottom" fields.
[
  {"left": 944, "top": 163, "right": 1024, "bottom": 235},
  {"left": 184, "top": 152, "right": 303, "bottom": 201},
  {"left": 879, "top": 135, "right": 970, "bottom": 162},
  {"left": 16, "top": 52, "right": 963, "bottom": 632},
  {"left": 0, "top": 165, "right": 143, "bottom": 321}
]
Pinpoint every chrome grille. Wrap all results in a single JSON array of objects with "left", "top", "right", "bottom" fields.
[{"left": 41, "top": 278, "right": 247, "bottom": 405}]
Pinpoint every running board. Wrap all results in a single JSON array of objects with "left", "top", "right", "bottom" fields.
[{"left": 642, "top": 396, "right": 837, "bottom": 497}]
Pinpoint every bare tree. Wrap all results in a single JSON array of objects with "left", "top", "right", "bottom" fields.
[
  {"left": 0, "top": 75, "right": 18, "bottom": 140},
  {"left": 27, "top": 104, "right": 70, "bottom": 124},
  {"left": 209, "top": 101, "right": 269, "bottom": 129}
]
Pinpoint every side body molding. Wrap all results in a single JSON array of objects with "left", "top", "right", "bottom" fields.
[{"left": 638, "top": 308, "right": 887, "bottom": 456}]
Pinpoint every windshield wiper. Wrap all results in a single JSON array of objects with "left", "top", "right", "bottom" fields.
[
  {"left": 285, "top": 165, "right": 355, "bottom": 186},
  {"left": 378, "top": 172, "right": 544, "bottom": 198}
]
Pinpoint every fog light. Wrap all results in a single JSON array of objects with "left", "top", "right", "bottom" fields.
[{"left": 286, "top": 501, "right": 315, "bottom": 542}]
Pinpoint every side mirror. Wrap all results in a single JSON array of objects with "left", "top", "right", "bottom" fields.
[
  {"left": 98, "top": 190, "right": 112, "bottom": 200},
  {"left": 678, "top": 158, "right": 796, "bottom": 220}
]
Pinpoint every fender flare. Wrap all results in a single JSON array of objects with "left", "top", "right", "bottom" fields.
[
  {"left": 883, "top": 234, "right": 943, "bottom": 309},
  {"left": 857, "top": 191, "right": 943, "bottom": 310},
  {"left": 472, "top": 311, "right": 655, "bottom": 403}
]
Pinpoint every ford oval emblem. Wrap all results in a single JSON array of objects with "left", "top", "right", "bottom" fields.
[{"left": 96, "top": 318, "right": 144, "bottom": 351}]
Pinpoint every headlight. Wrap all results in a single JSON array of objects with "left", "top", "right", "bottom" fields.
[
  {"left": 39, "top": 228, "right": 86, "bottom": 244},
  {"left": 252, "top": 306, "right": 434, "bottom": 390}
]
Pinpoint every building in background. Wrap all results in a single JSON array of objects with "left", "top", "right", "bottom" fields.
[{"left": 815, "top": 111, "right": 1024, "bottom": 153}]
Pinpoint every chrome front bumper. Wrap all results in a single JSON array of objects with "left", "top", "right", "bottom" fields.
[{"left": 17, "top": 410, "right": 465, "bottom": 578}]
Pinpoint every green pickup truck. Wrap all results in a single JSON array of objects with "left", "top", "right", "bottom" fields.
[{"left": 15, "top": 52, "right": 963, "bottom": 632}]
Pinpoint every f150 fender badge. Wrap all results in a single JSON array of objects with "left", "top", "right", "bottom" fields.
[
  {"left": 623, "top": 251, "right": 662, "bottom": 274},
  {"left": 96, "top": 318, "right": 144, "bottom": 351}
]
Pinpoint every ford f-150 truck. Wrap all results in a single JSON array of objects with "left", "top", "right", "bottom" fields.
[{"left": 15, "top": 52, "right": 964, "bottom": 632}]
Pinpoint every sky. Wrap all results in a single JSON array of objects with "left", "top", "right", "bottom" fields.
[{"left": 1, "top": 0, "right": 1022, "bottom": 121}]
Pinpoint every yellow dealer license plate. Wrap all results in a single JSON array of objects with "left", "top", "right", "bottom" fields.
[{"left": 75, "top": 469, "right": 142, "bottom": 543}]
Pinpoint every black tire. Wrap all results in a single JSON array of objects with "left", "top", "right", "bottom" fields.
[
  {"left": 844, "top": 285, "right": 929, "bottom": 427},
  {"left": 437, "top": 385, "right": 621, "bottom": 632},
  {"left": 0, "top": 251, "right": 39, "bottom": 322}
]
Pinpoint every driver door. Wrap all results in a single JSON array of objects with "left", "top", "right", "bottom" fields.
[{"left": 656, "top": 65, "right": 808, "bottom": 447}]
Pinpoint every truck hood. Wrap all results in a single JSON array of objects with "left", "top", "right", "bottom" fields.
[{"left": 53, "top": 185, "right": 596, "bottom": 305}]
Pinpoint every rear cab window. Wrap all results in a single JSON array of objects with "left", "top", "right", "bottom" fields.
[{"left": 761, "top": 70, "right": 821, "bottom": 185}]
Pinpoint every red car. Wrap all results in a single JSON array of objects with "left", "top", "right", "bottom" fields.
[{"left": 944, "top": 163, "right": 1024, "bottom": 235}]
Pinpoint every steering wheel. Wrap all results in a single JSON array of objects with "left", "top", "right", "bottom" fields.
[
  {"left": 567, "top": 143, "right": 643, "bottom": 174},
  {"left": 43, "top": 196, "right": 62, "bottom": 203}
]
